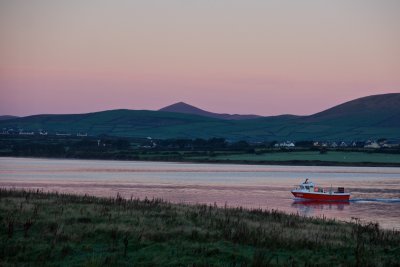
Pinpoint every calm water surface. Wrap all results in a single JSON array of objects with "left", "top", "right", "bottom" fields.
[{"left": 1, "top": 157, "right": 399, "bottom": 230}]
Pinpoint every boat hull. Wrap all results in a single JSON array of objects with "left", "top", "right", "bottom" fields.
[{"left": 291, "top": 191, "right": 350, "bottom": 201}]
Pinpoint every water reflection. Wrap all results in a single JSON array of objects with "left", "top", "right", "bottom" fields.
[
  {"left": 1, "top": 157, "right": 399, "bottom": 229},
  {"left": 292, "top": 200, "right": 350, "bottom": 217}
]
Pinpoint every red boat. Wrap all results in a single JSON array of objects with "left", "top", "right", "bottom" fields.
[{"left": 291, "top": 179, "right": 350, "bottom": 201}]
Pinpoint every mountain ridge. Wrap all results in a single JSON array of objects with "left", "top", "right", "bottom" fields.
[{"left": 0, "top": 93, "right": 399, "bottom": 141}]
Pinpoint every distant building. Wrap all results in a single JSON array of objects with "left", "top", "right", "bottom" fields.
[
  {"left": 56, "top": 132, "right": 71, "bottom": 136},
  {"left": 313, "top": 141, "right": 320, "bottom": 147},
  {"left": 340, "top": 142, "right": 348, "bottom": 147},
  {"left": 382, "top": 141, "right": 399, "bottom": 148},
  {"left": 274, "top": 141, "right": 295, "bottom": 148},
  {"left": 19, "top": 131, "right": 34, "bottom": 135},
  {"left": 364, "top": 140, "right": 380, "bottom": 149},
  {"left": 3, "top": 129, "right": 17, "bottom": 135}
]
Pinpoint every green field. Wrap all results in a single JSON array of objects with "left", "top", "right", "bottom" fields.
[
  {"left": 1, "top": 189, "right": 400, "bottom": 266},
  {"left": 208, "top": 151, "right": 400, "bottom": 164}
]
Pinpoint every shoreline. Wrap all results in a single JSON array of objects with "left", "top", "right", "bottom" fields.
[{"left": 2, "top": 154, "right": 400, "bottom": 167}]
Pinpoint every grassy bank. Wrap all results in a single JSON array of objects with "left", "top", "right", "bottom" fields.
[
  {"left": 112, "top": 150, "right": 400, "bottom": 167},
  {"left": 192, "top": 151, "right": 400, "bottom": 167},
  {"left": 1, "top": 189, "right": 399, "bottom": 266}
]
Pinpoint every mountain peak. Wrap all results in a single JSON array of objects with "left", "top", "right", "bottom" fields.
[
  {"left": 159, "top": 102, "right": 261, "bottom": 120},
  {"left": 172, "top": 101, "right": 190, "bottom": 106},
  {"left": 159, "top": 102, "right": 207, "bottom": 114}
]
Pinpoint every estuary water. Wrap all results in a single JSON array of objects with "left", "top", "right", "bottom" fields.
[{"left": 1, "top": 157, "right": 399, "bottom": 230}]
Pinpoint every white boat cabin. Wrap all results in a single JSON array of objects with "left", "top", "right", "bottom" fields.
[
  {"left": 300, "top": 182, "right": 314, "bottom": 191},
  {"left": 294, "top": 179, "right": 335, "bottom": 194},
  {"left": 298, "top": 180, "right": 314, "bottom": 192}
]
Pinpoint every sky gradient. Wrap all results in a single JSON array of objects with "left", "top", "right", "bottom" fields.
[{"left": 1, "top": 0, "right": 399, "bottom": 116}]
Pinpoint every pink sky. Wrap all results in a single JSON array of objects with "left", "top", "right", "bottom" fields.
[{"left": 1, "top": 0, "right": 399, "bottom": 116}]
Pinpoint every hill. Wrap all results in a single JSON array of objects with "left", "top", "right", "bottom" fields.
[
  {"left": 0, "top": 109, "right": 231, "bottom": 139},
  {"left": 0, "top": 115, "right": 18, "bottom": 121},
  {"left": 0, "top": 93, "right": 399, "bottom": 141},
  {"left": 159, "top": 102, "right": 260, "bottom": 120},
  {"left": 304, "top": 93, "right": 400, "bottom": 127}
]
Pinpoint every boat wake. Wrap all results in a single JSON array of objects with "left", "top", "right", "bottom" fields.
[
  {"left": 292, "top": 198, "right": 400, "bottom": 205},
  {"left": 350, "top": 198, "right": 400, "bottom": 203}
]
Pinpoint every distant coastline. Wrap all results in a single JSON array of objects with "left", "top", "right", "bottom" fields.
[{"left": 2, "top": 155, "right": 400, "bottom": 168}]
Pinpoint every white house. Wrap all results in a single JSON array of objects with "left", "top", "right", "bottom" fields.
[
  {"left": 364, "top": 141, "right": 380, "bottom": 149},
  {"left": 274, "top": 141, "right": 295, "bottom": 148}
]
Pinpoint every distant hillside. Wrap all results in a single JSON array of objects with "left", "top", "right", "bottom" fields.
[
  {"left": 304, "top": 93, "right": 400, "bottom": 127},
  {"left": 159, "top": 102, "right": 261, "bottom": 120},
  {"left": 0, "top": 110, "right": 232, "bottom": 139},
  {"left": 0, "top": 93, "right": 399, "bottom": 141},
  {"left": 0, "top": 115, "right": 18, "bottom": 121}
]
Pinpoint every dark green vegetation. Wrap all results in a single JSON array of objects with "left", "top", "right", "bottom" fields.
[
  {"left": 207, "top": 151, "right": 400, "bottom": 165},
  {"left": 1, "top": 189, "right": 399, "bottom": 266},
  {"left": 1, "top": 93, "right": 400, "bottom": 141},
  {"left": 1, "top": 135, "right": 400, "bottom": 166}
]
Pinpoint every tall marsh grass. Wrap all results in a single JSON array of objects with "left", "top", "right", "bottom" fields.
[{"left": 0, "top": 188, "right": 399, "bottom": 266}]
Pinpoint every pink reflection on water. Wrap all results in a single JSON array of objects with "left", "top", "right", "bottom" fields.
[{"left": 1, "top": 157, "right": 400, "bottom": 230}]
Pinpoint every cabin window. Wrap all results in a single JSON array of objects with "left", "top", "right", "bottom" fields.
[{"left": 305, "top": 186, "right": 309, "bottom": 190}]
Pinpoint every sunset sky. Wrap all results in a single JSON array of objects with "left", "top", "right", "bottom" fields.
[{"left": 0, "top": 0, "right": 399, "bottom": 116}]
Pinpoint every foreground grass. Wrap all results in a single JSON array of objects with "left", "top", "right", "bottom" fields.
[{"left": 1, "top": 189, "right": 399, "bottom": 266}]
